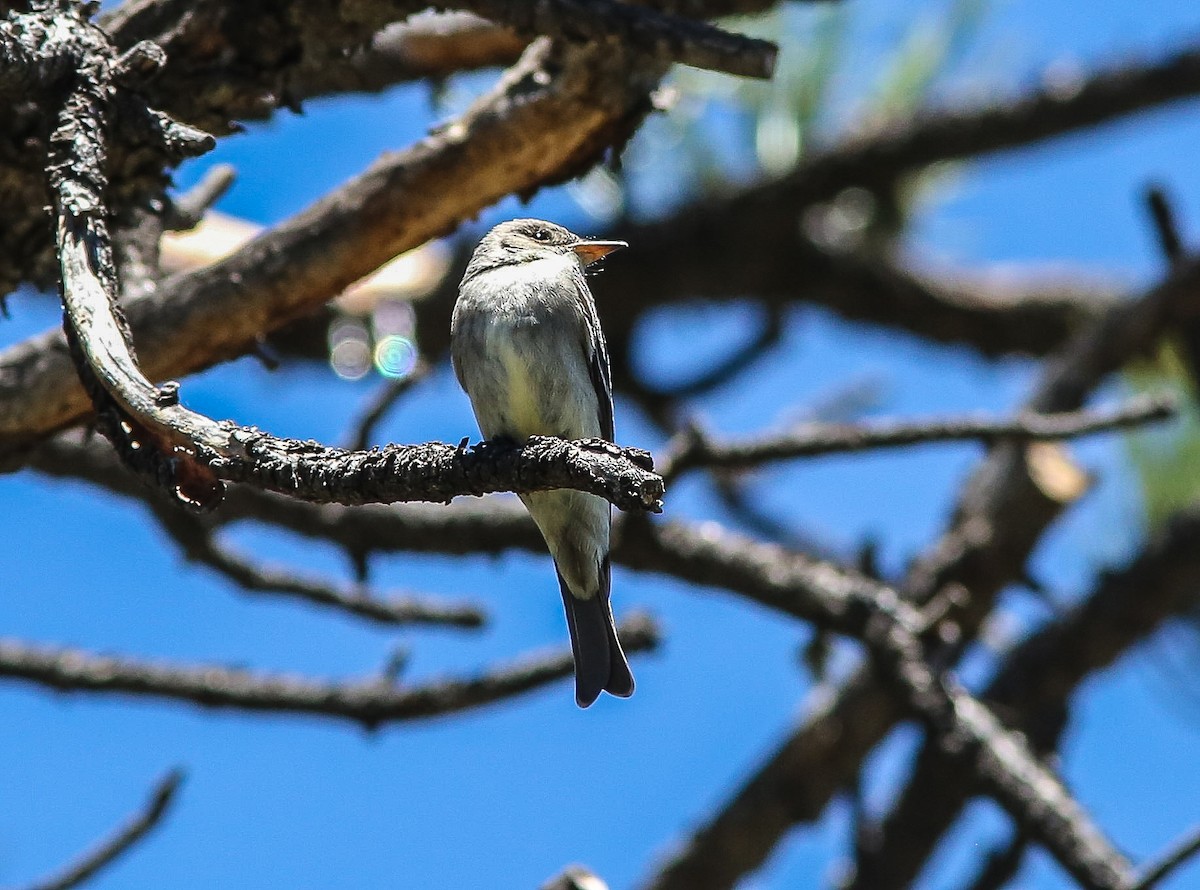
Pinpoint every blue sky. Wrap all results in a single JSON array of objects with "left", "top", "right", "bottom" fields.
[{"left": 3, "top": 1, "right": 1200, "bottom": 888}]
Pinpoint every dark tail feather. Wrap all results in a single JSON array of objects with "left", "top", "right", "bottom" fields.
[{"left": 557, "top": 560, "right": 634, "bottom": 707}]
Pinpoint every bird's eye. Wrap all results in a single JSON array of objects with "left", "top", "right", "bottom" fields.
[{"left": 532, "top": 229, "right": 550, "bottom": 242}]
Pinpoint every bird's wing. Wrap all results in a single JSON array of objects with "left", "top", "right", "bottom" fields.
[{"left": 578, "top": 276, "right": 615, "bottom": 441}]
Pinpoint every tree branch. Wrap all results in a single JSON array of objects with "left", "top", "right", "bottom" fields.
[
  {"left": 852, "top": 505, "right": 1200, "bottom": 890},
  {"left": 0, "top": 614, "right": 660, "bottom": 727},
  {"left": 637, "top": 254, "right": 1200, "bottom": 890},
  {"left": 17, "top": 769, "right": 183, "bottom": 890},
  {"left": 152, "top": 501, "right": 485, "bottom": 628},
  {"left": 22, "top": 13, "right": 665, "bottom": 515},
  {"left": 659, "top": 392, "right": 1177, "bottom": 481},
  {"left": 0, "top": 37, "right": 664, "bottom": 457},
  {"left": 443, "top": 0, "right": 777, "bottom": 79}
]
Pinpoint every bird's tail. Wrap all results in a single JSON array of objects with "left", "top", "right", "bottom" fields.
[{"left": 557, "top": 557, "right": 634, "bottom": 708}]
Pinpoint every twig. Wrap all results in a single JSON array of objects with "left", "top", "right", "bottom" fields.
[
  {"left": 659, "top": 392, "right": 1178, "bottom": 481},
  {"left": 344, "top": 360, "right": 430, "bottom": 451},
  {"left": 452, "top": 0, "right": 778, "bottom": 79},
  {"left": 18, "top": 770, "right": 183, "bottom": 890},
  {"left": 165, "top": 164, "right": 236, "bottom": 231},
  {"left": 0, "top": 614, "right": 660, "bottom": 727},
  {"left": 1133, "top": 826, "right": 1200, "bottom": 890},
  {"left": 153, "top": 503, "right": 485, "bottom": 627},
  {"left": 1146, "top": 185, "right": 1185, "bottom": 264},
  {"left": 959, "top": 835, "right": 1029, "bottom": 890}
]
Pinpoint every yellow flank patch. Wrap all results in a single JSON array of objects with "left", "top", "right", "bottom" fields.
[{"left": 499, "top": 339, "right": 545, "bottom": 436}]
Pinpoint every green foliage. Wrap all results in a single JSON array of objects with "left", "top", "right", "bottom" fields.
[{"left": 1124, "top": 340, "right": 1200, "bottom": 530}]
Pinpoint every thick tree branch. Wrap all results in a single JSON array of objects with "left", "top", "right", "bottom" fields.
[
  {"left": 18, "top": 769, "right": 183, "bottom": 890},
  {"left": 0, "top": 614, "right": 660, "bottom": 727},
  {"left": 0, "top": 37, "right": 665, "bottom": 457},
  {"left": 638, "top": 255, "right": 1200, "bottom": 890},
  {"left": 289, "top": 14, "right": 529, "bottom": 98},
  {"left": 10, "top": 9, "right": 666, "bottom": 515},
  {"left": 441, "top": 0, "right": 777, "bottom": 79},
  {"left": 852, "top": 505, "right": 1200, "bottom": 890}
]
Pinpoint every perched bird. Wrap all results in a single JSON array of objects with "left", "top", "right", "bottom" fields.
[{"left": 451, "top": 218, "right": 632, "bottom": 707}]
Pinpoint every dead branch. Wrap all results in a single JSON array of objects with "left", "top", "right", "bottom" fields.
[
  {"left": 637, "top": 253, "right": 1200, "bottom": 890},
  {"left": 153, "top": 502, "right": 485, "bottom": 628},
  {"left": 851, "top": 505, "right": 1200, "bottom": 889},
  {"left": 344, "top": 360, "right": 431, "bottom": 451},
  {"left": 659, "top": 392, "right": 1177, "bottom": 481},
  {"left": 14, "top": 7, "right": 664, "bottom": 515},
  {"left": 0, "top": 37, "right": 665, "bottom": 456},
  {"left": 17, "top": 770, "right": 183, "bottom": 890},
  {"left": 447, "top": 0, "right": 778, "bottom": 79},
  {"left": 0, "top": 613, "right": 660, "bottom": 728}
]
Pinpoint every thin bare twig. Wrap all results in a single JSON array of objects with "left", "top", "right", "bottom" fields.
[
  {"left": 659, "top": 392, "right": 1178, "bottom": 481},
  {"left": 18, "top": 770, "right": 183, "bottom": 890},
  {"left": 153, "top": 502, "right": 485, "bottom": 627},
  {"left": 165, "top": 164, "right": 237, "bottom": 232},
  {"left": 0, "top": 614, "right": 660, "bottom": 727},
  {"left": 344, "top": 360, "right": 431, "bottom": 451},
  {"left": 1133, "top": 826, "right": 1200, "bottom": 890}
]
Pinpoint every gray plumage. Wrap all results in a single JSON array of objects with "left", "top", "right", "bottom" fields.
[{"left": 450, "top": 218, "right": 633, "bottom": 707}]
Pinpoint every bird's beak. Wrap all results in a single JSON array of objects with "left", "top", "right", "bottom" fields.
[{"left": 571, "top": 239, "right": 628, "bottom": 266}]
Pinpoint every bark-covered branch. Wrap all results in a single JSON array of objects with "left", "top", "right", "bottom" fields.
[
  {"left": 638, "top": 254, "right": 1200, "bottom": 890},
  {"left": 0, "top": 35, "right": 665, "bottom": 457},
  {"left": 445, "top": 0, "right": 778, "bottom": 79},
  {"left": 569, "top": 40, "right": 1200, "bottom": 364},
  {"left": 0, "top": 614, "right": 660, "bottom": 727},
  {"left": 850, "top": 505, "right": 1200, "bottom": 890},
  {"left": 5, "top": 6, "right": 665, "bottom": 515},
  {"left": 659, "top": 393, "right": 1176, "bottom": 481},
  {"left": 153, "top": 501, "right": 485, "bottom": 628},
  {"left": 17, "top": 769, "right": 182, "bottom": 890}
]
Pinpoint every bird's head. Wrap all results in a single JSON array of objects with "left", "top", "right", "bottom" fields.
[{"left": 465, "top": 218, "right": 627, "bottom": 277}]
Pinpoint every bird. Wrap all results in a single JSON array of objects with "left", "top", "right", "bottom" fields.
[{"left": 450, "top": 218, "right": 633, "bottom": 707}]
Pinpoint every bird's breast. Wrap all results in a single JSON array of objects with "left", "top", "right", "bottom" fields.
[{"left": 489, "top": 320, "right": 547, "bottom": 436}]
